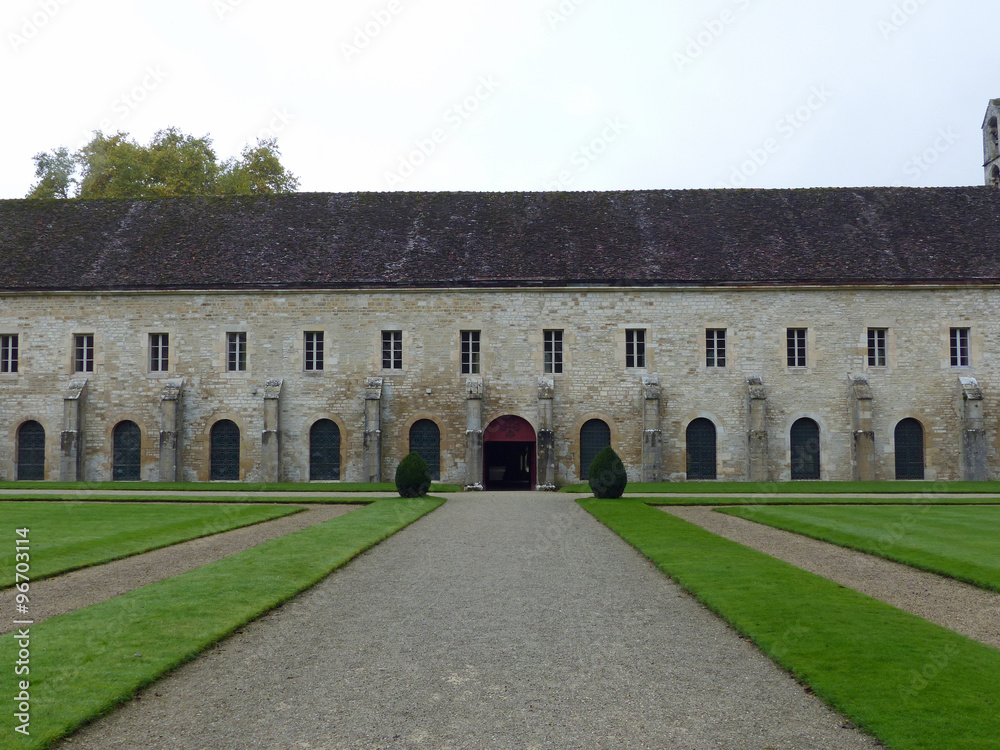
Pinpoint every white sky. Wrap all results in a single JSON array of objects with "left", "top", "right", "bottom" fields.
[{"left": 1, "top": 0, "right": 996, "bottom": 199}]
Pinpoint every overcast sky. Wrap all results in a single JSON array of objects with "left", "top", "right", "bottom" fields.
[{"left": 1, "top": 0, "right": 996, "bottom": 199}]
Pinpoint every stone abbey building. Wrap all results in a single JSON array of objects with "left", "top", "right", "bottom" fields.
[{"left": 3, "top": 106, "right": 1000, "bottom": 487}]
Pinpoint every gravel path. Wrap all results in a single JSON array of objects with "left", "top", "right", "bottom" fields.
[
  {"left": 0, "top": 504, "right": 359, "bottom": 635},
  {"left": 664, "top": 506, "right": 1000, "bottom": 649},
  {"left": 56, "top": 493, "right": 881, "bottom": 750}
]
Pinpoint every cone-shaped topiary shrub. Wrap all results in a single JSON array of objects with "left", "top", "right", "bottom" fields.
[
  {"left": 588, "top": 446, "right": 627, "bottom": 498},
  {"left": 395, "top": 451, "right": 432, "bottom": 498}
]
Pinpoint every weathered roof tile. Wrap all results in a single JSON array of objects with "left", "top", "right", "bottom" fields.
[{"left": 1, "top": 188, "right": 999, "bottom": 291}]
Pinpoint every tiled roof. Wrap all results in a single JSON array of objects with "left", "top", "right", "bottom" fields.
[{"left": 1, "top": 188, "right": 999, "bottom": 291}]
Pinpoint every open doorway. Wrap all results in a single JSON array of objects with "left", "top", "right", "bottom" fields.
[{"left": 483, "top": 415, "right": 536, "bottom": 490}]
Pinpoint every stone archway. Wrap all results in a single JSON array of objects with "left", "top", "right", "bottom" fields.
[{"left": 483, "top": 415, "right": 536, "bottom": 490}]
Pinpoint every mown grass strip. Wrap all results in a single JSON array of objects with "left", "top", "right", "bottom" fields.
[
  {"left": 720, "top": 505, "right": 1000, "bottom": 592},
  {"left": 0, "top": 496, "right": 443, "bottom": 750},
  {"left": 641, "top": 495, "right": 1000, "bottom": 506},
  {"left": 0, "top": 481, "right": 462, "bottom": 493},
  {"left": 562, "top": 480, "right": 1000, "bottom": 494},
  {"left": 0, "top": 495, "right": 372, "bottom": 505},
  {"left": 0, "top": 502, "right": 301, "bottom": 587},
  {"left": 580, "top": 499, "right": 1000, "bottom": 750}
]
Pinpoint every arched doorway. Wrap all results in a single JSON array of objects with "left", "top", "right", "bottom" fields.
[
  {"left": 17, "top": 421, "right": 45, "bottom": 480},
  {"left": 210, "top": 420, "right": 240, "bottom": 480},
  {"left": 112, "top": 421, "right": 142, "bottom": 481},
  {"left": 686, "top": 418, "right": 717, "bottom": 480},
  {"left": 895, "top": 418, "right": 925, "bottom": 480},
  {"left": 310, "top": 419, "right": 341, "bottom": 480},
  {"left": 580, "top": 419, "right": 611, "bottom": 480},
  {"left": 790, "top": 418, "right": 820, "bottom": 479},
  {"left": 483, "top": 415, "right": 536, "bottom": 489},
  {"left": 409, "top": 419, "right": 441, "bottom": 480}
]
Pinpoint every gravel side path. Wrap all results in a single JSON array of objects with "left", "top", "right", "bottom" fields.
[
  {"left": 0, "top": 504, "right": 359, "bottom": 636},
  {"left": 664, "top": 506, "right": 1000, "bottom": 649},
  {"left": 57, "top": 493, "right": 881, "bottom": 750}
]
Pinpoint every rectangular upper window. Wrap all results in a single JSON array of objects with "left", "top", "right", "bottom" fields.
[
  {"left": 951, "top": 327, "right": 970, "bottom": 367},
  {"left": 786, "top": 328, "right": 807, "bottom": 368},
  {"left": 867, "top": 328, "right": 887, "bottom": 367},
  {"left": 0, "top": 334, "right": 18, "bottom": 373},
  {"left": 304, "top": 331, "right": 324, "bottom": 371},
  {"left": 74, "top": 334, "right": 94, "bottom": 373},
  {"left": 625, "top": 328, "right": 646, "bottom": 369},
  {"left": 227, "top": 332, "right": 247, "bottom": 372},
  {"left": 149, "top": 333, "right": 169, "bottom": 373},
  {"left": 461, "top": 330, "right": 480, "bottom": 375},
  {"left": 544, "top": 329, "right": 563, "bottom": 374},
  {"left": 706, "top": 329, "right": 727, "bottom": 368},
  {"left": 382, "top": 330, "right": 402, "bottom": 370}
]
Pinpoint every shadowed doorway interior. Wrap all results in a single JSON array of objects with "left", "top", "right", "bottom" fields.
[{"left": 483, "top": 415, "right": 536, "bottom": 490}]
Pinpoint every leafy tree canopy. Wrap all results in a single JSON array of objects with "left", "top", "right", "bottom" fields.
[
  {"left": 27, "top": 128, "right": 300, "bottom": 199},
  {"left": 26, "top": 146, "right": 75, "bottom": 200}
]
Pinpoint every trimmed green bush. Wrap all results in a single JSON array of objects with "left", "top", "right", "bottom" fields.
[
  {"left": 395, "top": 451, "right": 432, "bottom": 497},
  {"left": 588, "top": 446, "right": 627, "bottom": 498}
]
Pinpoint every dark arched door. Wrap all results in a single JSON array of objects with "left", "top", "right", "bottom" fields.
[
  {"left": 409, "top": 419, "right": 441, "bottom": 480},
  {"left": 210, "top": 420, "right": 240, "bottom": 480},
  {"left": 790, "top": 418, "right": 820, "bottom": 480},
  {"left": 17, "top": 421, "right": 45, "bottom": 480},
  {"left": 895, "top": 418, "right": 925, "bottom": 480},
  {"left": 686, "top": 418, "right": 717, "bottom": 480},
  {"left": 112, "top": 421, "right": 142, "bottom": 481},
  {"left": 310, "top": 419, "right": 341, "bottom": 480},
  {"left": 580, "top": 419, "right": 611, "bottom": 480}
]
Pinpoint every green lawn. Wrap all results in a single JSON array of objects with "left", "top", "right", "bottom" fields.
[
  {"left": 0, "top": 494, "right": 371, "bottom": 505},
  {"left": 720, "top": 505, "right": 1000, "bottom": 592},
  {"left": 0, "top": 502, "right": 302, "bottom": 587},
  {"left": 561, "top": 480, "right": 1000, "bottom": 494},
  {"left": 0, "top": 480, "right": 462, "bottom": 493},
  {"left": 643, "top": 495, "right": 1000, "bottom": 506},
  {"left": 0, "top": 496, "right": 443, "bottom": 750},
  {"left": 580, "top": 499, "right": 1000, "bottom": 750}
]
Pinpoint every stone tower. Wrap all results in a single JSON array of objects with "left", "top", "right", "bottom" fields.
[{"left": 985, "top": 99, "right": 1000, "bottom": 187}]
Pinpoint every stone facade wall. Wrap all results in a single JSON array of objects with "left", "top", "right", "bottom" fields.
[{"left": 0, "top": 285, "right": 996, "bottom": 484}]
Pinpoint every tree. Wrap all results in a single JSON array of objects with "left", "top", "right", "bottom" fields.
[
  {"left": 142, "top": 128, "right": 219, "bottom": 198},
  {"left": 25, "top": 129, "right": 299, "bottom": 199},
  {"left": 218, "top": 137, "right": 300, "bottom": 195},
  {"left": 26, "top": 147, "right": 76, "bottom": 199},
  {"left": 76, "top": 132, "right": 149, "bottom": 199}
]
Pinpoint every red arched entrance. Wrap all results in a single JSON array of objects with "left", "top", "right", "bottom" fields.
[{"left": 483, "top": 415, "right": 536, "bottom": 490}]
